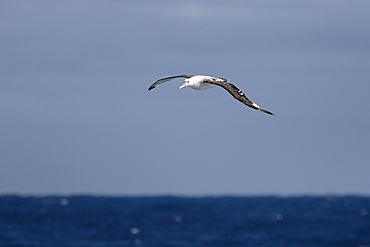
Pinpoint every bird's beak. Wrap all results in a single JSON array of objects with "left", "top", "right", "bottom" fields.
[{"left": 179, "top": 83, "right": 187, "bottom": 89}]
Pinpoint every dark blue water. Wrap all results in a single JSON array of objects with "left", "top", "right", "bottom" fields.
[{"left": 0, "top": 196, "right": 369, "bottom": 247}]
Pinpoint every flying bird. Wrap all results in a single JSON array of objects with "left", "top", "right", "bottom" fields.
[{"left": 148, "top": 74, "right": 274, "bottom": 115}]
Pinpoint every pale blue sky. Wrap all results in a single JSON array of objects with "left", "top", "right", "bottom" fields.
[{"left": 1, "top": 1, "right": 369, "bottom": 195}]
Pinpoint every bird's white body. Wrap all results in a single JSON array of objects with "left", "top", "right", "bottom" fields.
[{"left": 181, "top": 75, "right": 217, "bottom": 90}]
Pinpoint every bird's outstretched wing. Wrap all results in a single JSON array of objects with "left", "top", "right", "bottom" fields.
[
  {"left": 148, "top": 75, "right": 192, "bottom": 91},
  {"left": 204, "top": 79, "right": 274, "bottom": 115}
]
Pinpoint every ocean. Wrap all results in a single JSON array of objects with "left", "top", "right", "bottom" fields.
[{"left": 0, "top": 196, "right": 369, "bottom": 247}]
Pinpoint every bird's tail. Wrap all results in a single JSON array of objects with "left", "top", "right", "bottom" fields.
[{"left": 258, "top": 108, "right": 274, "bottom": 115}]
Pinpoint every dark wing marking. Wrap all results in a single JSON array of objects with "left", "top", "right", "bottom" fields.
[
  {"left": 148, "top": 74, "right": 192, "bottom": 91},
  {"left": 204, "top": 79, "right": 274, "bottom": 115}
]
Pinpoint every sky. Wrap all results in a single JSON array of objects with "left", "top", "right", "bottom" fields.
[{"left": 1, "top": 0, "right": 369, "bottom": 196}]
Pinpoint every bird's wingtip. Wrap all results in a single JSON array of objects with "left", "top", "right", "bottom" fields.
[{"left": 258, "top": 108, "right": 274, "bottom": 115}]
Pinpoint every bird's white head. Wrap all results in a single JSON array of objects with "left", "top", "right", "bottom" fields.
[{"left": 179, "top": 79, "right": 190, "bottom": 89}]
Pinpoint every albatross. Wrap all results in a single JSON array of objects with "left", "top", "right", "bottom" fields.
[{"left": 148, "top": 74, "right": 274, "bottom": 115}]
